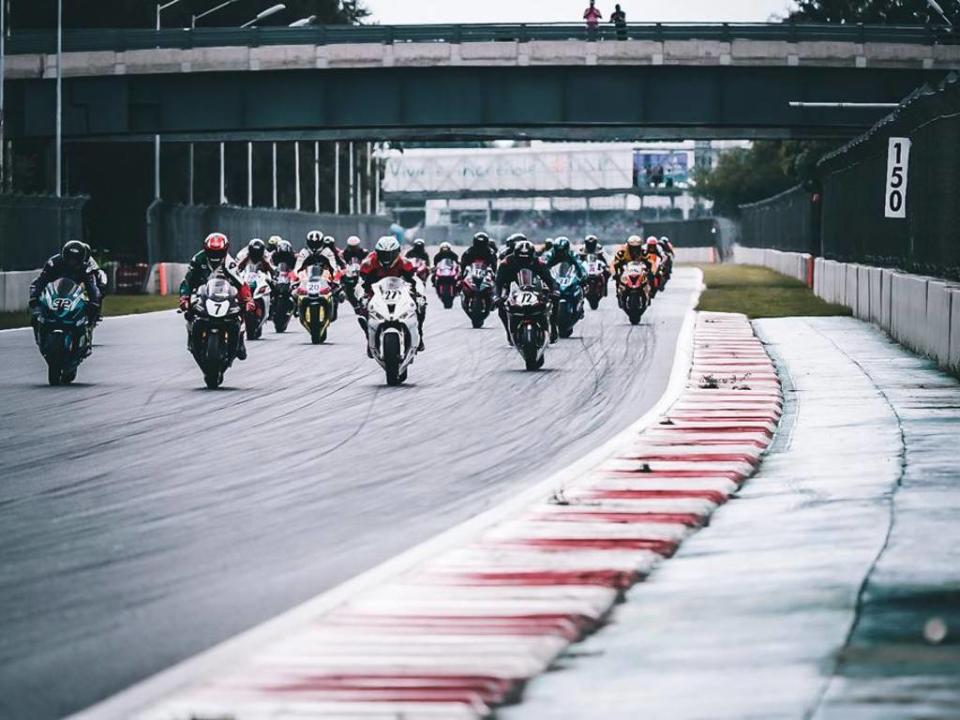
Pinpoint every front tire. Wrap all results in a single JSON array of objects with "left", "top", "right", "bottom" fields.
[
  {"left": 203, "top": 334, "right": 224, "bottom": 388},
  {"left": 522, "top": 325, "right": 541, "bottom": 371},
  {"left": 309, "top": 307, "right": 323, "bottom": 345},
  {"left": 383, "top": 332, "right": 403, "bottom": 386}
]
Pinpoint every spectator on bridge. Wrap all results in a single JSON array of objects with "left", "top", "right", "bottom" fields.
[
  {"left": 611, "top": 4, "right": 627, "bottom": 40},
  {"left": 583, "top": 0, "right": 603, "bottom": 40}
]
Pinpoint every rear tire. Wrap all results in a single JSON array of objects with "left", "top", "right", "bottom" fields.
[{"left": 383, "top": 333, "right": 403, "bottom": 386}]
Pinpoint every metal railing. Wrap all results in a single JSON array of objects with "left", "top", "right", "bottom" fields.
[{"left": 6, "top": 22, "right": 958, "bottom": 55}]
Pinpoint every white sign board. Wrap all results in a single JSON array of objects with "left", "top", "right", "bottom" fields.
[
  {"left": 884, "top": 137, "right": 911, "bottom": 219},
  {"left": 384, "top": 149, "right": 635, "bottom": 195}
]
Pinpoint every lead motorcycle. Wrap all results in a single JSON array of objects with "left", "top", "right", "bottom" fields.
[
  {"left": 34, "top": 278, "right": 93, "bottom": 385},
  {"left": 552, "top": 262, "right": 585, "bottom": 339},
  {"left": 617, "top": 261, "right": 651, "bottom": 325},
  {"left": 507, "top": 269, "right": 550, "bottom": 371},
  {"left": 433, "top": 258, "right": 460, "bottom": 309},
  {"left": 365, "top": 277, "right": 421, "bottom": 386},
  {"left": 297, "top": 265, "right": 336, "bottom": 345},
  {"left": 461, "top": 261, "right": 495, "bottom": 329},
  {"left": 187, "top": 276, "right": 243, "bottom": 389},
  {"left": 582, "top": 253, "right": 608, "bottom": 310}
]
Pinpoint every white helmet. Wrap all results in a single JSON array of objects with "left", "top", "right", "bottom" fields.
[
  {"left": 346, "top": 236, "right": 361, "bottom": 248},
  {"left": 375, "top": 236, "right": 401, "bottom": 266}
]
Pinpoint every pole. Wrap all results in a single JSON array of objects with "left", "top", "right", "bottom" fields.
[
  {"left": 313, "top": 140, "right": 320, "bottom": 213},
  {"left": 366, "top": 141, "right": 372, "bottom": 214},
  {"left": 348, "top": 142, "right": 355, "bottom": 215},
  {"left": 271, "top": 141, "right": 277, "bottom": 208},
  {"left": 374, "top": 153, "right": 380, "bottom": 215},
  {"left": 0, "top": 0, "right": 6, "bottom": 191},
  {"left": 154, "top": 135, "right": 161, "bottom": 199},
  {"left": 187, "top": 142, "right": 194, "bottom": 204},
  {"left": 294, "top": 141, "right": 301, "bottom": 211},
  {"left": 55, "top": 0, "right": 62, "bottom": 197},
  {"left": 247, "top": 141, "right": 253, "bottom": 207},
  {"left": 219, "top": 141, "right": 225, "bottom": 204},
  {"left": 334, "top": 141, "right": 340, "bottom": 214}
]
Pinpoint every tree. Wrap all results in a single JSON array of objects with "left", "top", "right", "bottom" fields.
[
  {"left": 694, "top": 141, "right": 840, "bottom": 217},
  {"left": 8, "top": 0, "right": 369, "bottom": 30},
  {"left": 790, "top": 0, "right": 958, "bottom": 25}
]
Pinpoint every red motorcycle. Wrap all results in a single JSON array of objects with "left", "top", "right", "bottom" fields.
[
  {"left": 582, "top": 253, "right": 608, "bottom": 310},
  {"left": 433, "top": 258, "right": 461, "bottom": 309},
  {"left": 461, "top": 260, "right": 495, "bottom": 329},
  {"left": 617, "top": 261, "right": 651, "bottom": 325}
]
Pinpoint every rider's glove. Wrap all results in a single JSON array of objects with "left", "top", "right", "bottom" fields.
[
  {"left": 179, "top": 296, "right": 191, "bottom": 312},
  {"left": 245, "top": 300, "right": 257, "bottom": 314}
]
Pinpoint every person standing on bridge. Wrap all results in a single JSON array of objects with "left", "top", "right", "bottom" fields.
[
  {"left": 611, "top": 4, "right": 627, "bottom": 40},
  {"left": 584, "top": 0, "right": 603, "bottom": 40}
]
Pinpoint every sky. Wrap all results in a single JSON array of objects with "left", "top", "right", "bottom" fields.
[{"left": 365, "top": 0, "right": 798, "bottom": 25}]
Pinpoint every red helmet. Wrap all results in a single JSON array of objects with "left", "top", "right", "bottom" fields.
[{"left": 204, "top": 232, "right": 229, "bottom": 269}]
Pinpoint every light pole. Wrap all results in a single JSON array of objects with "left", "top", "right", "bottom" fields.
[
  {"left": 0, "top": 0, "right": 6, "bottom": 192},
  {"left": 191, "top": 0, "right": 243, "bottom": 29},
  {"left": 154, "top": 0, "right": 189, "bottom": 203},
  {"left": 55, "top": 0, "right": 62, "bottom": 197},
  {"left": 241, "top": 4, "right": 287, "bottom": 28}
]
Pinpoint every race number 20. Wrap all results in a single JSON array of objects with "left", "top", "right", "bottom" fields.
[{"left": 885, "top": 137, "right": 911, "bottom": 219}]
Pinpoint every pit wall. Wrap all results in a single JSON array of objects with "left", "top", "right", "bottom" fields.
[{"left": 731, "top": 244, "right": 960, "bottom": 374}]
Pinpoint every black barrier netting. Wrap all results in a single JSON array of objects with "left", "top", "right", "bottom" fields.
[
  {"left": 818, "top": 73, "right": 960, "bottom": 279},
  {"left": 0, "top": 194, "right": 89, "bottom": 270},
  {"left": 146, "top": 202, "right": 393, "bottom": 263},
  {"left": 643, "top": 219, "right": 717, "bottom": 248},
  {"left": 739, "top": 185, "right": 819, "bottom": 254}
]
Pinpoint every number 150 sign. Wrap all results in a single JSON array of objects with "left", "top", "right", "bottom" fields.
[{"left": 885, "top": 137, "right": 911, "bottom": 219}]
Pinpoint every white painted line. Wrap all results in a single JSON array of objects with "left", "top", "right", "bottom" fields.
[{"left": 70, "top": 271, "right": 705, "bottom": 720}]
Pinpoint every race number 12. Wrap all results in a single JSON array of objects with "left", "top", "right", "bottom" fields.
[{"left": 885, "top": 137, "right": 911, "bottom": 219}]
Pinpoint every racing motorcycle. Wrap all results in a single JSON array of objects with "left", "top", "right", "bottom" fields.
[
  {"left": 552, "top": 262, "right": 585, "bottom": 339},
  {"left": 187, "top": 276, "right": 243, "bottom": 389},
  {"left": 617, "top": 261, "right": 651, "bottom": 325},
  {"left": 660, "top": 251, "right": 674, "bottom": 288},
  {"left": 410, "top": 257, "right": 431, "bottom": 284},
  {"left": 460, "top": 261, "right": 495, "bottom": 329},
  {"left": 271, "top": 264, "right": 296, "bottom": 334},
  {"left": 297, "top": 265, "right": 335, "bottom": 345},
  {"left": 341, "top": 258, "right": 362, "bottom": 309},
  {"left": 33, "top": 278, "right": 93, "bottom": 385},
  {"left": 582, "top": 253, "right": 608, "bottom": 310},
  {"left": 243, "top": 267, "right": 272, "bottom": 340},
  {"left": 645, "top": 252, "right": 663, "bottom": 299},
  {"left": 507, "top": 269, "right": 549, "bottom": 371},
  {"left": 433, "top": 258, "right": 460, "bottom": 309},
  {"left": 364, "top": 277, "right": 421, "bottom": 386}
]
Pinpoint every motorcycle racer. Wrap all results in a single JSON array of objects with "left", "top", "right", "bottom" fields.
[
  {"left": 359, "top": 237, "right": 426, "bottom": 351},
  {"left": 494, "top": 237, "right": 559, "bottom": 346}
]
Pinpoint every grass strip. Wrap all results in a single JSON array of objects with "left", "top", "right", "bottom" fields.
[{"left": 0, "top": 295, "right": 179, "bottom": 330}]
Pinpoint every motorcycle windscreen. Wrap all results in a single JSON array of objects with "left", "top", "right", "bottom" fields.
[{"left": 203, "top": 277, "right": 236, "bottom": 303}]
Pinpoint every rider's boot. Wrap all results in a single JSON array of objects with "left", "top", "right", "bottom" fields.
[{"left": 236, "top": 332, "right": 248, "bottom": 361}]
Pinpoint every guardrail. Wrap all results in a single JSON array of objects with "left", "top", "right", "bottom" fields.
[{"left": 5, "top": 22, "right": 958, "bottom": 55}]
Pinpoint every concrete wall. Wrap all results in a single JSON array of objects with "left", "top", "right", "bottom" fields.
[
  {"left": 0, "top": 270, "right": 37, "bottom": 312},
  {"left": 731, "top": 246, "right": 813, "bottom": 286},
  {"left": 732, "top": 244, "right": 959, "bottom": 374}
]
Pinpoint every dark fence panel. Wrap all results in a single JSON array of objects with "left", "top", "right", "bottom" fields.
[
  {"left": 818, "top": 74, "right": 960, "bottom": 279},
  {"left": 146, "top": 202, "right": 392, "bottom": 263},
  {"left": 739, "top": 185, "right": 820, "bottom": 254},
  {"left": 0, "top": 194, "right": 89, "bottom": 270},
  {"left": 643, "top": 219, "right": 718, "bottom": 248}
]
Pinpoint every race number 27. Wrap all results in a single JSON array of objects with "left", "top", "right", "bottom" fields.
[{"left": 885, "top": 137, "right": 911, "bottom": 219}]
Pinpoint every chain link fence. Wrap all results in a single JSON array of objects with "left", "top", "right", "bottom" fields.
[
  {"left": 146, "top": 202, "right": 393, "bottom": 263},
  {"left": 0, "top": 194, "right": 89, "bottom": 270},
  {"left": 818, "top": 73, "right": 960, "bottom": 279},
  {"left": 739, "top": 185, "right": 820, "bottom": 255}
]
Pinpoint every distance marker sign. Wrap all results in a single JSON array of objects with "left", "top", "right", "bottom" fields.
[{"left": 885, "top": 137, "right": 911, "bottom": 219}]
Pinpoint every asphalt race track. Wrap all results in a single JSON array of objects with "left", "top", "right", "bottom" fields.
[{"left": 0, "top": 268, "right": 699, "bottom": 719}]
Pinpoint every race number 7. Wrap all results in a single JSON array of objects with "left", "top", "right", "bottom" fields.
[{"left": 884, "top": 137, "right": 911, "bottom": 219}]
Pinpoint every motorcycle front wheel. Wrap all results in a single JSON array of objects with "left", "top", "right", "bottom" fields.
[{"left": 383, "top": 333, "right": 404, "bottom": 386}]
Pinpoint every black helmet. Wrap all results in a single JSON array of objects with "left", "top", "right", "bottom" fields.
[
  {"left": 554, "top": 237, "right": 572, "bottom": 255},
  {"left": 62, "top": 240, "right": 89, "bottom": 270},
  {"left": 514, "top": 240, "right": 536, "bottom": 262},
  {"left": 247, "top": 238, "right": 266, "bottom": 263},
  {"left": 584, "top": 235, "right": 599, "bottom": 252},
  {"left": 277, "top": 239, "right": 294, "bottom": 254},
  {"left": 413, "top": 238, "right": 426, "bottom": 249},
  {"left": 506, "top": 232, "right": 526, "bottom": 249},
  {"left": 322, "top": 235, "right": 337, "bottom": 249},
  {"left": 472, "top": 232, "right": 489, "bottom": 249},
  {"left": 306, "top": 231, "right": 323, "bottom": 253}
]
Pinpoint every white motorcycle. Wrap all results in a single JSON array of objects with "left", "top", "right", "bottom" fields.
[
  {"left": 365, "top": 277, "right": 422, "bottom": 386},
  {"left": 243, "top": 267, "right": 272, "bottom": 340}
]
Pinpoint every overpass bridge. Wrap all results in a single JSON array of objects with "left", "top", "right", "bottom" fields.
[{"left": 3, "top": 23, "right": 960, "bottom": 142}]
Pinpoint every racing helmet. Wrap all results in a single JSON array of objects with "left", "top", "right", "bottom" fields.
[
  {"left": 439, "top": 241, "right": 452, "bottom": 253},
  {"left": 346, "top": 236, "right": 361, "bottom": 248},
  {"left": 62, "top": 240, "right": 89, "bottom": 271},
  {"left": 277, "top": 239, "right": 294, "bottom": 254},
  {"left": 375, "top": 236, "right": 401, "bottom": 266},
  {"left": 514, "top": 240, "right": 536, "bottom": 261},
  {"left": 584, "top": 235, "right": 599, "bottom": 252},
  {"left": 472, "top": 232, "right": 489, "bottom": 249},
  {"left": 306, "top": 230, "right": 323, "bottom": 252},
  {"left": 645, "top": 236, "right": 660, "bottom": 252},
  {"left": 506, "top": 232, "right": 526, "bottom": 249},
  {"left": 266, "top": 235, "right": 282, "bottom": 252},
  {"left": 203, "top": 232, "right": 229, "bottom": 269},
  {"left": 553, "top": 237, "right": 571, "bottom": 255},
  {"left": 322, "top": 235, "right": 337, "bottom": 249},
  {"left": 413, "top": 238, "right": 426, "bottom": 249},
  {"left": 247, "top": 238, "right": 266, "bottom": 263}
]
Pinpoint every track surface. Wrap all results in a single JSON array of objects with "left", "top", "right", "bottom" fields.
[{"left": 0, "top": 269, "right": 698, "bottom": 719}]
